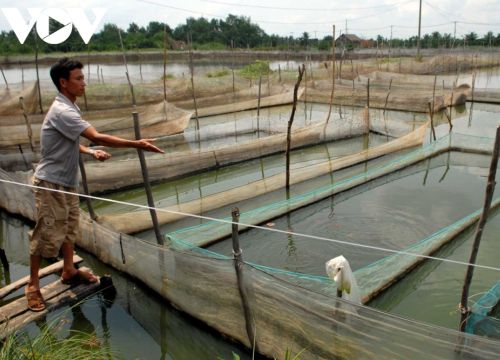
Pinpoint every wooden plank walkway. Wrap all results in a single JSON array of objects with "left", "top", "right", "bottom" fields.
[{"left": 0, "top": 258, "right": 112, "bottom": 339}]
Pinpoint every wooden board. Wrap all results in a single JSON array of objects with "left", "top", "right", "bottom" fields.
[
  {"left": 0, "top": 255, "right": 83, "bottom": 299},
  {"left": 0, "top": 267, "right": 111, "bottom": 339}
]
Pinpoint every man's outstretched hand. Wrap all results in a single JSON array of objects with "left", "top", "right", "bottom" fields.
[
  {"left": 93, "top": 149, "right": 112, "bottom": 161},
  {"left": 137, "top": 139, "right": 164, "bottom": 154}
]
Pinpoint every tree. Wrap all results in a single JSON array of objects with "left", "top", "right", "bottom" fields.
[
  {"left": 484, "top": 31, "right": 495, "bottom": 46},
  {"left": 300, "top": 32, "right": 309, "bottom": 48},
  {"left": 465, "top": 32, "right": 478, "bottom": 45}
]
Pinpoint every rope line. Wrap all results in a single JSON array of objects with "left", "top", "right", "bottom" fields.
[{"left": 1, "top": 177, "right": 500, "bottom": 273}]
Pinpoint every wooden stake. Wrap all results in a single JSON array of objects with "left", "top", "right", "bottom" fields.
[
  {"left": 428, "top": 102, "right": 436, "bottom": 141},
  {"left": 231, "top": 208, "right": 242, "bottom": 261},
  {"left": 33, "top": 29, "right": 43, "bottom": 114},
  {"left": 325, "top": 25, "right": 336, "bottom": 123},
  {"left": 19, "top": 96, "right": 35, "bottom": 152},
  {"left": 231, "top": 207, "right": 258, "bottom": 352},
  {"left": 285, "top": 65, "right": 305, "bottom": 193},
  {"left": 468, "top": 73, "right": 476, "bottom": 127},
  {"left": 83, "top": 90, "right": 89, "bottom": 112},
  {"left": 303, "top": 64, "right": 307, "bottom": 107},
  {"left": 118, "top": 28, "right": 136, "bottom": 106},
  {"left": 78, "top": 155, "right": 97, "bottom": 221},
  {"left": 431, "top": 75, "right": 437, "bottom": 117},
  {"left": 459, "top": 125, "right": 500, "bottom": 332},
  {"left": 309, "top": 56, "right": 314, "bottom": 87},
  {"left": 188, "top": 33, "right": 200, "bottom": 133},
  {"left": 0, "top": 248, "right": 8, "bottom": 271},
  {"left": 0, "top": 65, "right": 8, "bottom": 90},
  {"left": 257, "top": 75, "right": 262, "bottom": 117},
  {"left": 163, "top": 23, "right": 168, "bottom": 102},
  {"left": 133, "top": 112, "right": 164, "bottom": 245},
  {"left": 446, "top": 91, "right": 454, "bottom": 132},
  {"left": 231, "top": 39, "right": 235, "bottom": 94},
  {"left": 87, "top": 45, "right": 91, "bottom": 84},
  {"left": 138, "top": 49, "right": 143, "bottom": 83}
]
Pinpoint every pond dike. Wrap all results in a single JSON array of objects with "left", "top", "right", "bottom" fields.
[{"left": 1, "top": 132, "right": 500, "bottom": 359}]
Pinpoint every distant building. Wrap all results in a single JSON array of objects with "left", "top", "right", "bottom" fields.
[{"left": 335, "top": 34, "right": 363, "bottom": 48}]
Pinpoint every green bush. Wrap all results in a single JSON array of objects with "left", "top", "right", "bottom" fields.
[{"left": 238, "top": 60, "right": 271, "bottom": 79}]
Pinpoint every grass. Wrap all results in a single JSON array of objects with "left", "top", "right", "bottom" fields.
[
  {"left": 206, "top": 69, "right": 230, "bottom": 78},
  {"left": 0, "top": 317, "right": 117, "bottom": 360}
]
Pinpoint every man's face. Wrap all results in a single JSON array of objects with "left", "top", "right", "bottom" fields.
[{"left": 60, "top": 68, "right": 86, "bottom": 98}]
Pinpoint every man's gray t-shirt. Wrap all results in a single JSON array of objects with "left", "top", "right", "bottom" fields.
[{"left": 34, "top": 94, "right": 91, "bottom": 187}]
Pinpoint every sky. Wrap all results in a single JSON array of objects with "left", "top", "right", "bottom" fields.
[{"left": 0, "top": 0, "right": 500, "bottom": 41}]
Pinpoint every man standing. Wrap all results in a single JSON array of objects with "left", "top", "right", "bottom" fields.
[{"left": 26, "top": 57, "right": 163, "bottom": 311}]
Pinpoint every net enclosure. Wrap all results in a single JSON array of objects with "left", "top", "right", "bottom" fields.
[{"left": 1, "top": 132, "right": 500, "bottom": 359}]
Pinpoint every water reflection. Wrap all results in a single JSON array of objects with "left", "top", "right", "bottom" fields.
[{"left": 0, "top": 211, "right": 251, "bottom": 359}]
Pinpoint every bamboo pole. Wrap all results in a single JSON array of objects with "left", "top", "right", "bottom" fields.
[
  {"left": 257, "top": 75, "right": 262, "bottom": 117},
  {"left": 21, "top": 62, "right": 24, "bottom": 87},
  {"left": 163, "top": 24, "right": 168, "bottom": 102},
  {"left": 133, "top": 112, "right": 164, "bottom": 245},
  {"left": 83, "top": 90, "right": 89, "bottom": 112},
  {"left": 188, "top": 33, "right": 200, "bottom": 133},
  {"left": 17, "top": 144, "right": 28, "bottom": 169},
  {"left": 459, "top": 125, "right": 500, "bottom": 332},
  {"left": 138, "top": 49, "right": 143, "bottom": 83},
  {"left": 78, "top": 155, "right": 97, "bottom": 221},
  {"left": 309, "top": 55, "right": 314, "bottom": 87},
  {"left": 231, "top": 39, "right": 235, "bottom": 94},
  {"left": 367, "top": 78, "right": 370, "bottom": 108},
  {"left": 267, "top": 65, "right": 270, "bottom": 95},
  {"left": 325, "top": 25, "right": 336, "bottom": 123},
  {"left": 0, "top": 248, "right": 8, "bottom": 271},
  {"left": 285, "top": 64, "right": 305, "bottom": 193},
  {"left": 303, "top": 63, "right": 307, "bottom": 108},
  {"left": 445, "top": 92, "right": 454, "bottom": 132},
  {"left": 231, "top": 207, "right": 258, "bottom": 352},
  {"left": 100, "top": 68, "right": 104, "bottom": 84},
  {"left": 0, "top": 65, "right": 8, "bottom": 90},
  {"left": 87, "top": 45, "right": 91, "bottom": 84},
  {"left": 468, "top": 72, "right": 476, "bottom": 127},
  {"left": 118, "top": 27, "right": 163, "bottom": 244},
  {"left": 431, "top": 75, "right": 437, "bottom": 115},
  {"left": 428, "top": 102, "right": 436, "bottom": 141},
  {"left": 117, "top": 28, "right": 136, "bottom": 106},
  {"left": 278, "top": 64, "right": 281, "bottom": 82},
  {"left": 33, "top": 29, "right": 43, "bottom": 114},
  {"left": 19, "top": 96, "right": 35, "bottom": 152}
]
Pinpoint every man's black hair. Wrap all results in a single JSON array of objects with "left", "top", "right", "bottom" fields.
[{"left": 50, "top": 57, "right": 83, "bottom": 91}]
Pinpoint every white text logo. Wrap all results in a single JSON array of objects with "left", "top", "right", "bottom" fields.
[{"left": 1, "top": 8, "right": 107, "bottom": 44}]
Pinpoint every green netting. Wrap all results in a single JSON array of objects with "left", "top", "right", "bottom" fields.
[
  {"left": 1, "top": 137, "right": 500, "bottom": 358},
  {"left": 467, "top": 282, "right": 500, "bottom": 338},
  {"left": 167, "top": 132, "right": 494, "bottom": 249},
  {"left": 164, "top": 132, "right": 498, "bottom": 304}
]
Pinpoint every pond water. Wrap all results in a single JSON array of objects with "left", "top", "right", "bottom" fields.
[
  {"left": 0, "top": 212, "right": 251, "bottom": 359},
  {"left": 1, "top": 63, "right": 500, "bottom": 358},
  {"left": 206, "top": 154, "right": 498, "bottom": 275}
]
